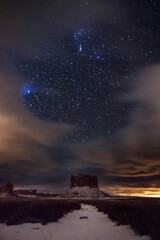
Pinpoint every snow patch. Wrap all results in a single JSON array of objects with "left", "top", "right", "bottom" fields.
[
  {"left": 0, "top": 204, "right": 150, "bottom": 240},
  {"left": 62, "top": 186, "right": 109, "bottom": 199}
]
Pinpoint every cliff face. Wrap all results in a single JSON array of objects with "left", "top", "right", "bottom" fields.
[
  {"left": 70, "top": 174, "right": 98, "bottom": 188},
  {"left": 0, "top": 183, "right": 14, "bottom": 194},
  {"left": 0, "top": 183, "right": 16, "bottom": 197},
  {"left": 62, "top": 174, "right": 110, "bottom": 199}
]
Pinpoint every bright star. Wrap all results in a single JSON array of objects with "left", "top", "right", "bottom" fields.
[
  {"left": 79, "top": 44, "right": 83, "bottom": 52},
  {"left": 21, "top": 84, "right": 32, "bottom": 96}
]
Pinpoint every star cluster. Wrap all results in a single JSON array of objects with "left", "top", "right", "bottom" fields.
[
  {"left": 17, "top": 26, "right": 132, "bottom": 143},
  {"left": 16, "top": 0, "right": 158, "bottom": 143}
]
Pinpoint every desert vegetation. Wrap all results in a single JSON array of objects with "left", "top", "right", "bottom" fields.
[
  {"left": 1, "top": 197, "right": 160, "bottom": 240},
  {"left": 87, "top": 199, "right": 160, "bottom": 240},
  {"left": 0, "top": 198, "right": 80, "bottom": 225}
]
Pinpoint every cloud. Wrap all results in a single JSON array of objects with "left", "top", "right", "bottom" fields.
[
  {"left": 0, "top": 71, "right": 74, "bottom": 182},
  {"left": 0, "top": 1, "right": 159, "bottom": 194},
  {"left": 0, "top": 0, "right": 121, "bottom": 184},
  {"left": 73, "top": 65, "right": 160, "bottom": 187},
  {"left": 0, "top": 1, "right": 122, "bottom": 57}
]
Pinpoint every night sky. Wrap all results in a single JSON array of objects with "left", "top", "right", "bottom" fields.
[
  {"left": 0, "top": 0, "right": 160, "bottom": 196},
  {"left": 20, "top": 25, "right": 134, "bottom": 143}
]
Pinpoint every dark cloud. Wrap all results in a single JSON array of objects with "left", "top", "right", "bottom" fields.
[
  {"left": 73, "top": 65, "right": 160, "bottom": 187},
  {"left": 0, "top": 71, "right": 74, "bottom": 182},
  {"left": 0, "top": 1, "right": 159, "bottom": 196},
  {"left": 0, "top": 0, "right": 121, "bottom": 58}
]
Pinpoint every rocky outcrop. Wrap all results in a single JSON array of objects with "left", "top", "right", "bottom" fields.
[
  {"left": 62, "top": 174, "right": 111, "bottom": 199},
  {"left": 1, "top": 183, "right": 13, "bottom": 193},
  {"left": 0, "top": 183, "right": 16, "bottom": 197},
  {"left": 62, "top": 186, "right": 110, "bottom": 199},
  {"left": 70, "top": 174, "right": 98, "bottom": 188}
]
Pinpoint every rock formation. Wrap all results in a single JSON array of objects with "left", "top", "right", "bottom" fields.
[
  {"left": 62, "top": 174, "right": 110, "bottom": 199},
  {"left": 0, "top": 183, "right": 16, "bottom": 197},
  {"left": 1, "top": 183, "right": 13, "bottom": 193},
  {"left": 70, "top": 174, "right": 98, "bottom": 188}
]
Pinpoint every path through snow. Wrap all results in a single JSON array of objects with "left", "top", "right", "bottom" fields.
[{"left": 0, "top": 204, "right": 150, "bottom": 240}]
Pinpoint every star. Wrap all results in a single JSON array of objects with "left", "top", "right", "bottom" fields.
[
  {"left": 16, "top": 20, "right": 135, "bottom": 143},
  {"left": 79, "top": 44, "right": 83, "bottom": 52},
  {"left": 21, "top": 84, "right": 33, "bottom": 96}
]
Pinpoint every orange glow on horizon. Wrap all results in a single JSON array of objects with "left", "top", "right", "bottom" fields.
[{"left": 101, "top": 186, "right": 160, "bottom": 198}]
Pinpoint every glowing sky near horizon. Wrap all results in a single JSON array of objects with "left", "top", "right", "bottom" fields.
[{"left": 0, "top": 0, "right": 160, "bottom": 197}]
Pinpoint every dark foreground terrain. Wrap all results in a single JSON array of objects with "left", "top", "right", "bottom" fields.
[
  {"left": 0, "top": 197, "right": 160, "bottom": 240},
  {"left": 0, "top": 198, "right": 80, "bottom": 225},
  {"left": 85, "top": 198, "right": 160, "bottom": 240}
]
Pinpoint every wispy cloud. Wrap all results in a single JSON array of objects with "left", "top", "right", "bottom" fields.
[
  {"left": 0, "top": 72, "right": 73, "bottom": 181},
  {"left": 73, "top": 65, "right": 160, "bottom": 188}
]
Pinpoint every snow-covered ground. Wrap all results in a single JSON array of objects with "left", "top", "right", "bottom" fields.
[
  {"left": 17, "top": 194, "right": 38, "bottom": 198},
  {"left": 0, "top": 204, "right": 150, "bottom": 240}
]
